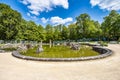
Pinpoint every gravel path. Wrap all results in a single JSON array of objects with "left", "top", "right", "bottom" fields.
[{"left": 0, "top": 44, "right": 120, "bottom": 80}]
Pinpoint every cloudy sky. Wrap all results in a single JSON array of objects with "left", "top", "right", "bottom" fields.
[{"left": 0, "top": 0, "right": 120, "bottom": 26}]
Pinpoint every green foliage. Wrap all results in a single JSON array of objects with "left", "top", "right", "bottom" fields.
[
  {"left": 76, "top": 13, "right": 100, "bottom": 39},
  {"left": 0, "top": 3, "right": 22, "bottom": 40},
  {"left": 2, "top": 47, "right": 17, "bottom": 51},
  {"left": 61, "top": 25, "right": 69, "bottom": 40},
  {"left": 68, "top": 24, "right": 77, "bottom": 40},
  {"left": 98, "top": 41, "right": 108, "bottom": 46},
  {"left": 101, "top": 10, "right": 120, "bottom": 41},
  {"left": 45, "top": 24, "right": 54, "bottom": 42},
  {"left": 0, "top": 3, "right": 120, "bottom": 42}
]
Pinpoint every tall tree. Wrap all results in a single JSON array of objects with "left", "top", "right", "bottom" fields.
[
  {"left": 61, "top": 25, "right": 69, "bottom": 40},
  {"left": 101, "top": 10, "right": 119, "bottom": 40},
  {"left": 0, "top": 3, "right": 22, "bottom": 40},
  {"left": 45, "top": 24, "right": 54, "bottom": 42},
  {"left": 68, "top": 24, "right": 77, "bottom": 40},
  {"left": 112, "top": 15, "right": 120, "bottom": 40},
  {"left": 76, "top": 13, "right": 91, "bottom": 38},
  {"left": 37, "top": 25, "right": 45, "bottom": 41},
  {"left": 94, "top": 21, "right": 102, "bottom": 40},
  {"left": 53, "top": 25, "right": 62, "bottom": 41}
]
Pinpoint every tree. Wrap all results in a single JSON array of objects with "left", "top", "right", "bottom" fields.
[
  {"left": 68, "top": 24, "right": 77, "bottom": 40},
  {"left": 101, "top": 10, "right": 119, "bottom": 41},
  {"left": 24, "top": 21, "right": 40, "bottom": 41},
  {"left": 15, "top": 19, "right": 27, "bottom": 40},
  {"left": 112, "top": 15, "right": 120, "bottom": 40},
  {"left": 61, "top": 25, "right": 69, "bottom": 40},
  {"left": 37, "top": 25, "right": 45, "bottom": 41},
  {"left": 1, "top": 3, "right": 120, "bottom": 42},
  {"left": 53, "top": 25, "right": 62, "bottom": 41},
  {"left": 94, "top": 21, "right": 102, "bottom": 40},
  {"left": 0, "top": 3, "right": 22, "bottom": 40},
  {"left": 76, "top": 13, "right": 91, "bottom": 38},
  {"left": 76, "top": 13, "right": 100, "bottom": 40},
  {"left": 45, "top": 24, "right": 54, "bottom": 42}
]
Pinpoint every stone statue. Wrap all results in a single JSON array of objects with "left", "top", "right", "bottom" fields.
[
  {"left": 36, "top": 44, "right": 44, "bottom": 54},
  {"left": 17, "top": 44, "right": 27, "bottom": 53},
  {"left": 71, "top": 44, "right": 80, "bottom": 50}
]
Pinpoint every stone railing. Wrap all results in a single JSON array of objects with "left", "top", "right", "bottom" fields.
[{"left": 12, "top": 46, "right": 112, "bottom": 61}]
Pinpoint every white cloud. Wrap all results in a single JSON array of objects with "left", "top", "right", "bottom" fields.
[
  {"left": 27, "top": 12, "right": 37, "bottom": 20},
  {"left": 27, "top": 12, "right": 30, "bottom": 16},
  {"left": 90, "top": 0, "right": 120, "bottom": 11},
  {"left": 50, "top": 16, "right": 73, "bottom": 25},
  {"left": 41, "top": 16, "right": 73, "bottom": 25},
  {"left": 20, "top": 0, "right": 69, "bottom": 15},
  {"left": 41, "top": 17, "right": 49, "bottom": 23},
  {"left": 20, "top": 0, "right": 28, "bottom": 5}
]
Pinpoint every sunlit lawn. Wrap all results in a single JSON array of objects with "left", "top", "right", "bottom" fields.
[{"left": 20, "top": 45, "right": 99, "bottom": 58}]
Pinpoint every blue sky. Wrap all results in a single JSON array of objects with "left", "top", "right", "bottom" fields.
[{"left": 0, "top": 0, "right": 120, "bottom": 26}]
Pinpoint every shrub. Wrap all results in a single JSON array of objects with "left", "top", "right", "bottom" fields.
[{"left": 99, "top": 41, "right": 108, "bottom": 46}]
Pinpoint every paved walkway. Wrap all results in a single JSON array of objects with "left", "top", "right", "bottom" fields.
[{"left": 0, "top": 44, "right": 120, "bottom": 80}]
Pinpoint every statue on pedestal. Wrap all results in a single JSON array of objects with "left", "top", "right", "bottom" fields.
[{"left": 36, "top": 41, "right": 44, "bottom": 53}]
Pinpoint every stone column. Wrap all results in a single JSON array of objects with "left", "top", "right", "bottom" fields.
[
  {"left": 50, "top": 39, "right": 52, "bottom": 48},
  {"left": 40, "top": 40, "right": 42, "bottom": 48},
  {"left": 53, "top": 41, "right": 54, "bottom": 47}
]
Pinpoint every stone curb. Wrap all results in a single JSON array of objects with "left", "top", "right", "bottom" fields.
[{"left": 0, "top": 50, "right": 5, "bottom": 53}]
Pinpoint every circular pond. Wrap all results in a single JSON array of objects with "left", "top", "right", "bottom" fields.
[{"left": 12, "top": 45, "right": 112, "bottom": 61}]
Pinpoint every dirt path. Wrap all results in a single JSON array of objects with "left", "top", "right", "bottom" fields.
[{"left": 0, "top": 44, "right": 120, "bottom": 80}]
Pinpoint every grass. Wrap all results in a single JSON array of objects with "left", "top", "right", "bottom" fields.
[
  {"left": 2, "top": 48, "right": 17, "bottom": 51},
  {"left": 20, "top": 45, "right": 99, "bottom": 58},
  {"left": 98, "top": 41, "right": 108, "bottom": 46},
  {"left": 0, "top": 44, "right": 4, "bottom": 47}
]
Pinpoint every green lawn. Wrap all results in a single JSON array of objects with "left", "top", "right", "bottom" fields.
[
  {"left": 2, "top": 47, "right": 17, "bottom": 51},
  {"left": 20, "top": 45, "right": 99, "bottom": 58}
]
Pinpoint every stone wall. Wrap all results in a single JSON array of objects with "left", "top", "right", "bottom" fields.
[{"left": 92, "top": 46, "right": 107, "bottom": 54}]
